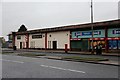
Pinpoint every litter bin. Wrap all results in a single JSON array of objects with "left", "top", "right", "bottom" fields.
[{"left": 13, "top": 46, "right": 16, "bottom": 50}]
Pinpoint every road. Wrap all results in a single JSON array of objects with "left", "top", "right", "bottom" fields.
[{"left": 1, "top": 54, "right": 119, "bottom": 78}]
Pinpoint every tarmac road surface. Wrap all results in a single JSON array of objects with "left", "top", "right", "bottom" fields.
[{"left": 2, "top": 54, "right": 119, "bottom": 78}]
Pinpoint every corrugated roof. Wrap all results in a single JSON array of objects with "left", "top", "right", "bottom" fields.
[{"left": 15, "top": 19, "right": 120, "bottom": 35}]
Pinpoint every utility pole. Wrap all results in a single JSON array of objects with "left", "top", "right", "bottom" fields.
[{"left": 91, "top": 0, "right": 94, "bottom": 54}]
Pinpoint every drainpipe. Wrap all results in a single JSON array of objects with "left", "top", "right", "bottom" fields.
[
  {"left": 45, "top": 33, "right": 47, "bottom": 50},
  {"left": 26, "top": 33, "right": 29, "bottom": 49}
]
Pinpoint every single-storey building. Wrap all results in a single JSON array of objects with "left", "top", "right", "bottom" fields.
[{"left": 8, "top": 19, "right": 120, "bottom": 53}]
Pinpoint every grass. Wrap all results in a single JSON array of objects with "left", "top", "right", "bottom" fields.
[
  {"left": 62, "top": 56, "right": 109, "bottom": 61},
  {"left": 1, "top": 52, "right": 14, "bottom": 54},
  {"left": 17, "top": 53, "right": 46, "bottom": 57}
]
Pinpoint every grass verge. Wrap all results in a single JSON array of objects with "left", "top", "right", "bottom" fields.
[
  {"left": 1, "top": 52, "right": 14, "bottom": 54},
  {"left": 62, "top": 56, "right": 109, "bottom": 62},
  {"left": 17, "top": 53, "right": 46, "bottom": 57}
]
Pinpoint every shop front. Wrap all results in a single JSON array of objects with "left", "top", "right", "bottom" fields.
[
  {"left": 70, "top": 38, "right": 88, "bottom": 51},
  {"left": 107, "top": 28, "right": 120, "bottom": 50},
  {"left": 107, "top": 38, "right": 120, "bottom": 50},
  {"left": 89, "top": 38, "right": 105, "bottom": 50},
  {"left": 70, "top": 29, "right": 105, "bottom": 51}
]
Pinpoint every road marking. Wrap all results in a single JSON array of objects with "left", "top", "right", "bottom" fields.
[
  {"left": 0, "top": 59, "right": 24, "bottom": 64},
  {"left": 40, "top": 65, "right": 85, "bottom": 73}
]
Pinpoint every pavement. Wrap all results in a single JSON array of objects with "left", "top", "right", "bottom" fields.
[
  {"left": 2, "top": 48, "right": 120, "bottom": 66},
  {"left": 13, "top": 48, "right": 120, "bottom": 57}
]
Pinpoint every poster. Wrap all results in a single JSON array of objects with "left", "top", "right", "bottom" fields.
[
  {"left": 108, "top": 40, "right": 113, "bottom": 49},
  {"left": 90, "top": 40, "right": 105, "bottom": 49},
  {"left": 118, "top": 40, "right": 120, "bottom": 49},
  {"left": 112, "top": 40, "right": 117, "bottom": 49},
  {"left": 109, "top": 40, "right": 118, "bottom": 49}
]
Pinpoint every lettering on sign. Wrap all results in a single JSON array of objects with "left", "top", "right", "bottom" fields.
[
  {"left": 74, "top": 31, "right": 101, "bottom": 36},
  {"left": 113, "top": 29, "right": 120, "bottom": 34}
]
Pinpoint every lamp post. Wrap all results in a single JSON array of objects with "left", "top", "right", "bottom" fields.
[{"left": 91, "top": 0, "right": 94, "bottom": 54}]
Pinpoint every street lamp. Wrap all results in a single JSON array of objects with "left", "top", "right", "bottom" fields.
[{"left": 91, "top": 0, "right": 94, "bottom": 54}]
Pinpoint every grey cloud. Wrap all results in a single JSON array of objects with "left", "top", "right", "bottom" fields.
[{"left": 2, "top": 2, "right": 118, "bottom": 40}]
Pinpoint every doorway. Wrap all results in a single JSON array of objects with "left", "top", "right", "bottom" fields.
[
  {"left": 53, "top": 41, "right": 57, "bottom": 50},
  {"left": 20, "top": 42, "right": 22, "bottom": 49},
  {"left": 82, "top": 39, "right": 88, "bottom": 51}
]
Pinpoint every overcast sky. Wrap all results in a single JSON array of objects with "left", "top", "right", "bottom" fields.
[{"left": 1, "top": 0, "right": 119, "bottom": 40}]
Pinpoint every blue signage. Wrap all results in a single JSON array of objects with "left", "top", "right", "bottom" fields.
[
  {"left": 94, "top": 31, "right": 101, "bottom": 35},
  {"left": 75, "top": 31, "right": 101, "bottom": 36},
  {"left": 113, "top": 29, "right": 120, "bottom": 34},
  {"left": 82, "top": 32, "right": 92, "bottom": 35},
  {"left": 72, "top": 30, "right": 105, "bottom": 38},
  {"left": 118, "top": 40, "right": 120, "bottom": 49}
]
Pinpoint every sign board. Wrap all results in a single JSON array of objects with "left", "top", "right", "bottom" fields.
[
  {"left": 71, "top": 30, "right": 105, "bottom": 38},
  {"left": 113, "top": 29, "right": 120, "bottom": 34},
  {"left": 75, "top": 31, "right": 101, "bottom": 36},
  {"left": 107, "top": 37, "right": 120, "bottom": 40},
  {"left": 70, "top": 38, "right": 81, "bottom": 40},
  {"left": 108, "top": 28, "right": 120, "bottom": 37},
  {"left": 89, "top": 38, "right": 105, "bottom": 40}
]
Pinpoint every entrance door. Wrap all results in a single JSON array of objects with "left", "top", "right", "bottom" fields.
[
  {"left": 70, "top": 41, "right": 82, "bottom": 51},
  {"left": 53, "top": 41, "right": 57, "bottom": 50},
  {"left": 20, "top": 42, "right": 22, "bottom": 49},
  {"left": 82, "top": 39, "right": 88, "bottom": 51}
]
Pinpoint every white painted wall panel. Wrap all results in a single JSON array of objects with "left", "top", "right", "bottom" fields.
[
  {"left": 15, "top": 31, "right": 70, "bottom": 49},
  {"left": 15, "top": 35, "right": 26, "bottom": 49},
  {"left": 29, "top": 33, "right": 45, "bottom": 48},
  {"left": 47, "top": 31, "right": 70, "bottom": 49}
]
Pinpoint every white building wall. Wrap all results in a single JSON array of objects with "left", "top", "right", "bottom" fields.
[
  {"left": 29, "top": 33, "right": 45, "bottom": 48},
  {"left": 15, "top": 31, "right": 70, "bottom": 49},
  {"left": 47, "top": 31, "right": 70, "bottom": 49},
  {"left": 15, "top": 35, "right": 26, "bottom": 49}
]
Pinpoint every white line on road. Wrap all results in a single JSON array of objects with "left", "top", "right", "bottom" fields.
[
  {"left": 40, "top": 65, "right": 85, "bottom": 73},
  {"left": 0, "top": 59, "right": 24, "bottom": 64}
]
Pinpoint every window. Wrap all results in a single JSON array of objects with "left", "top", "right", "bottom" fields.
[
  {"left": 90, "top": 40, "right": 105, "bottom": 49},
  {"left": 17, "top": 35, "right": 21, "bottom": 40},
  {"left": 50, "top": 41, "right": 51, "bottom": 48},
  {"left": 48, "top": 41, "right": 51, "bottom": 49},
  {"left": 48, "top": 41, "right": 50, "bottom": 48},
  {"left": 118, "top": 40, "right": 120, "bottom": 49},
  {"left": 32, "top": 35, "right": 42, "bottom": 39},
  {"left": 108, "top": 40, "right": 119, "bottom": 49}
]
